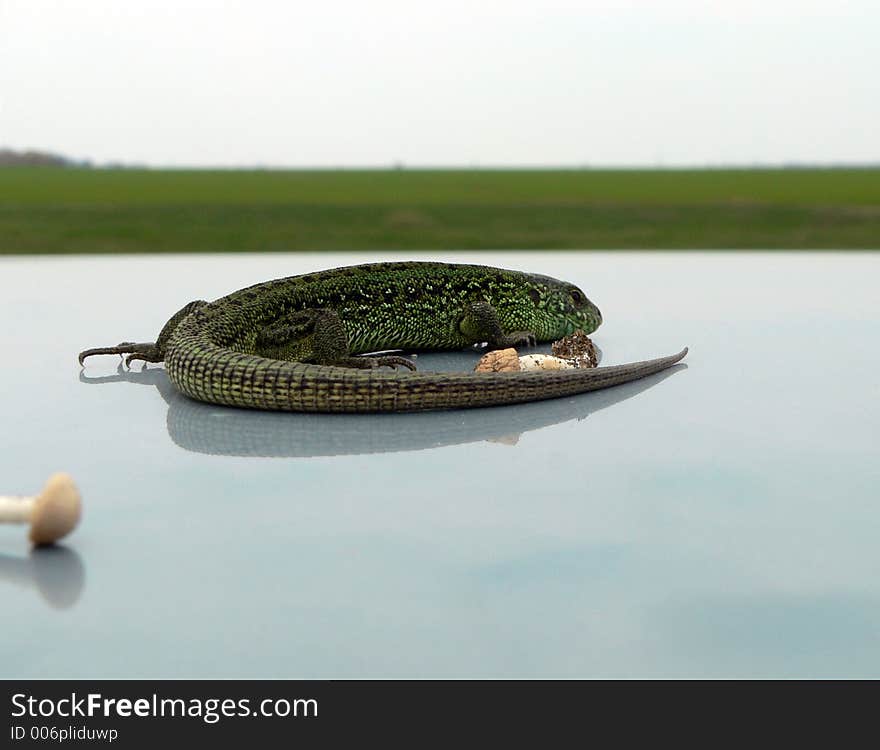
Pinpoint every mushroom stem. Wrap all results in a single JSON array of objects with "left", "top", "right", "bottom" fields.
[
  {"left": 0, "top": 497, "right": 33, "bottom": 524},
  {"left": 0, "top": 474, "right": 82, "bottom": 546}
]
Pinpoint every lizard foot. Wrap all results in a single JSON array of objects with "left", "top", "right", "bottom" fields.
[
  {"left": 493, "top": 331, "right": 537, "bottom": 349},
  {"left": 124, "top": 347, "right": 164, "bottom": 367},
  {"left": 78, "top": 342, "right": 161, "bottom": 367},
  {"left": 335, "top": 355, "right": 418, "bottom": 371},
  {"left": 370, "top": 355, "right": 418, "bottom": 371}
]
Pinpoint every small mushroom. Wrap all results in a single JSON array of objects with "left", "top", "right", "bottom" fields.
[{"left": 0, "top": 474, "right": 82, "bottom": 546}]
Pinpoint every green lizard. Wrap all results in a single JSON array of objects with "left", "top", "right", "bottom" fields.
[{"left": 78, "top": 261, "right": 688, "bottom": 412}]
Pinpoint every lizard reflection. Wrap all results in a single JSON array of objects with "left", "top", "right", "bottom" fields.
[{"left": 79, "top": 350, "right": 686, "bottom": 458}]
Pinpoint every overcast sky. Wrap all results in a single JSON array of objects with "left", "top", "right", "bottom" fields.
[{"left": 1, "top": 0, "right": 877, "bottom": 167}]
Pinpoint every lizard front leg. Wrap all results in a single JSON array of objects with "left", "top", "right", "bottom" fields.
[
  {"left": 459, "top": 301, "right": 537, "bottom": 349},
  {"left": 256, "top": 308, "right": 417, "bottom": 371}
]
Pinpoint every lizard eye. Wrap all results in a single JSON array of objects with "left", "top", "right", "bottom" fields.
[
  {"left": 569, "top": 289, "right": 586, "bottom": 307},
  {"left": 528, "top": 288, "right": 542, "bottom": 306}
]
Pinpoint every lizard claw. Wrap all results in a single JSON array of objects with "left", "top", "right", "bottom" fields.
[
  {"left": 498, "top": 331, "right": 537, "bottom": 348},
  {"left": 341, "top": 355, "right": 418, "bottom": 371},
  {"left": 79, "top": 342, "right": 146, "bottom": 366},
  {"left": 377, "top": 356, "right": 418, "bottom": 371}
]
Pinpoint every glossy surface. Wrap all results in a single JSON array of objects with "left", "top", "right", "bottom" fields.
[{"left": 1, "top": 251, "right": 877, "bottom": 677}]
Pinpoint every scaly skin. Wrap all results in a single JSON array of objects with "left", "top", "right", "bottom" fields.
[{"left": 78, "top": 261, "right": 688, "bottom": 413}]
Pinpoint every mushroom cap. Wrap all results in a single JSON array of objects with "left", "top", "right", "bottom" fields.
[{"left": 29, "top": 473, "right": 82, "bottom": 546}]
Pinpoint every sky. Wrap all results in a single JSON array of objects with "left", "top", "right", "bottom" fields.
[{"left": 1, "top": 0, "right": 877, "bottom": 167}]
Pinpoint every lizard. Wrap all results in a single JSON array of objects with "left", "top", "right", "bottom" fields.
[{"left": 78, "top": 261, "right": 688, "bottom": 413}]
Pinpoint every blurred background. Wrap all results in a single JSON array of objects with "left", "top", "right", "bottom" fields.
[{"left": 1, "top": 0, "right": 878, "bottom": 253}]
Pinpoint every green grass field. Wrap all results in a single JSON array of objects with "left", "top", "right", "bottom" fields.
[{"left": 1, "top": 167, "right": 878, "bottom": 253}]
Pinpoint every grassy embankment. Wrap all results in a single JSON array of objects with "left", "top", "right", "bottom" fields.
[{"left": 1, "top": 167, "right": 878, "bottom": 253}]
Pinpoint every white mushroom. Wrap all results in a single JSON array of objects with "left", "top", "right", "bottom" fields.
[{"left": 0, "top": 474, "right": 82, "bottom": 546}]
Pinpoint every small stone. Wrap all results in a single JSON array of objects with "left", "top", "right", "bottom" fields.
[
  {"left": 474, "top": 348, "right": 521, "bottom": 373},
  {"left": 519, "top": 354, "right": 577, "bottom": 370},
  {"left": 551, "top": 330, "right": 598, "bottom": 368}
]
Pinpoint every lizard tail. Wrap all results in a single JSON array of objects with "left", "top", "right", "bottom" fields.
[{"left": 166, "top": 339, "right": 689, "bottom": 413}]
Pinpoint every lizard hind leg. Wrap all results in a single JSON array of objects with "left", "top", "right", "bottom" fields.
[
  {"left": 78, "top": 341, "right": 161, "bottom": 367},
  {"left": 255, "top": 308, "right": 417, "bottom": 371},
  {"left": 78, "top": 300, "right": 208, "bottom": 367}
]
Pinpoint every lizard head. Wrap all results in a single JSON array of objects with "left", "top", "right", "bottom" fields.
[{"left": 523, "top": 274, "right": 603, "bottom": 339}]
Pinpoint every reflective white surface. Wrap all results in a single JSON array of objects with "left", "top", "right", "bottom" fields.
[{"left": 1, "top": 251, "right": 878, "bottom": 677}]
